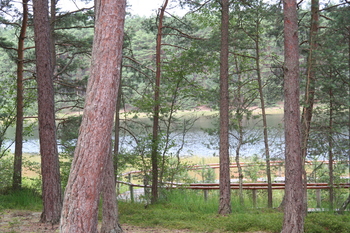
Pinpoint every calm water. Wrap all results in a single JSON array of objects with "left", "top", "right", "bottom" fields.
[{"left": 5, "top": 113, "right": 285, "bottom": 157}]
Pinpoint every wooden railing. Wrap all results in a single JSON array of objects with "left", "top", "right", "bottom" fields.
[
  {"left": 117, "top": 160, "right": 350, "bottom": 206},
  {"left": 116, "top": 179, "right": 350, "bottom": 206}
]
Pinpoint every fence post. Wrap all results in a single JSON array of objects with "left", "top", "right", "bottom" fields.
[
  {"left": 203, "top": 189, "right": 208, "bottom": 201},
  {"left": 252, "top": 189, "right": 257, "bottom": 208},
  {"left": 128, "top": 173, "right": 134, "bottom": 202},
  {"left": 316, "top": 189, "right": 321, "bottom": 208}
]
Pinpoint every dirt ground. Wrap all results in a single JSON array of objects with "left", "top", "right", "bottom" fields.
[{"left": 0, "top": 210, "right": 193, "bottom": 233}]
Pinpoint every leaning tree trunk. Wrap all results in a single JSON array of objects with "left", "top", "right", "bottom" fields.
[
  {"left": 281, "top": 0, "right": 305, "bottom": 232},
  {"left": 338, "top": 195, "right": 350, "bottom": 214},
  {"left": 300, "top": 0, "right": 319, "bottom": 215},
  {"left": 151, "top": 0, "right": 169, "bottom": 204},
  {"left": 254, "top": 26, "right": 273, "bottom": 208},
  {"left": 12, "top": 0, "right": 28, "bottom": 190},
  {"left": 114, "top": 79, "right": 122, "bottom": 177},
  {"left": 218, "top": 0, "right": 231, "bottom": 215},
  {"left": 101, "top": 49, "right": 124, "bottom": 233},
  {"left": 235, "top": 126, "right": 244, "bottom": 206},
  {"left": 328, "top": 82, "right": 334, "bottom": 210},
  {"left": 60, "top": 0, "right": 126, "bottom": 232},
  {"left": 100, "top": 145, "right": 123, "bottom": 233},
  {"left": 32, "top": 0, "right": 62, "bottom": 224}
]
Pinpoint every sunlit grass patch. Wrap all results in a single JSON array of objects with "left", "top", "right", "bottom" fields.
[{"left": 0, "top": 187, "right": 42, "bottom": 211}]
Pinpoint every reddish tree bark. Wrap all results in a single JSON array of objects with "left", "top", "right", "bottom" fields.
[
  {"left": 218, "top": 0, "right": 231, "bottom": 215},
  {"left": 12, "top": 0, "right": 28, "bottom": 190},
  {"left": 32, "top": 0, "right": 62, "bottom": 224},
  {"left": 282, "top": 0, "right": 305, "bottom": 232},
  {"left": 101, "top": 147, "right": 123, "bottom": 233},
  {"left": 151, "top": 0, "right": 169, "bottom": 204},
  {"left": 60, "top": 0, "right": 126, "bottom": 232},
  {"left": 300, "top": 0, "right": 319, "bottom": 214},
  {"left": 253, "top": 16, "right": 273, "bottom": 208}
]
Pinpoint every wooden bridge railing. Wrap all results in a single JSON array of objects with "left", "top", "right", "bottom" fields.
[
  {"left": 117, "top": 160, "right": 350, "bottom": 205},
  {"left": 116, "top": 179, "right": 350, "bottom": 207}
]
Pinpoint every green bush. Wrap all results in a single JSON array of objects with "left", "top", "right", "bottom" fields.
[
  {"left": 305, "top": 213, "right": 350, "bottom": 233},
  {"left": 0, "top": 153, "right": 13, "bottom": 190}
]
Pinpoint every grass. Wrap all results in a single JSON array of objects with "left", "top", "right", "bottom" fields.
[
  {"left": 1, "top": 185, "right": 350, "bottom": 232},
  {"left": 0, "top": 187, "right": 42, "bottom": 211},
  {"left": 118, "top": 189, "right": 350, "bottom": 232},
  {"left": 119, "top": 202, "right": 283, "bottom": 232}
]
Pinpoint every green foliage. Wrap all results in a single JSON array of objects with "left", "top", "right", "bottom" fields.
[
  {"left": 243, "top": 154, "right": 265, "bottom": 182},
  {"left": 305, "top": 213, "right": 350, "bottom": 233},
  {"left": 0, "top": 75, "right": 16, "bottom": 157},
  {"left": 119, "top": 189, "right": 350, "bottom": 232},
  {"left": 57, "top": 116, "right": 82, "bottom": 188},
  {"left": 0, "top": 153, "right": 13, "bottom": 190},
  {"left": 119, "top": 190, "right": 285, "bottom": 232},
  {"left": 196, "top": 158, "right": 216, "bottom": 183}
]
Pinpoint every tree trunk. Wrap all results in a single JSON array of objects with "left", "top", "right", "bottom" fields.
[
  {"left": 235, "top": 130, "right": 244, "bottom": 206},
  {"left": 218, "top": 0, "right": 231, "bottom": 215},
  {"left": 32, "top": 0, "right": 62, "bottom": 224},
  {"left": 12, "top": 0, "right": 28, "bottom": 190},
  {"left": 338, "top": 194, "right": 350, "bottom": 214},
  {"left": 101, "top": 51, "right": 124, "bottom": 233},
  {"left": 50, "top": 0, "right": 56, "bottom": 72},
  {"left": 60, "top": 0, "right": 126, "bottom": 232},
  {"left": 101, "top": 145, "right": 123, "bottom": 233},
  {"left": 114, "top": 79, "right": 122, "bottom": 177},
  {"left": 151, "top": 0, "right": 168, "bottom": 204},
  {"left": 281, "top": 0, "right": 305, "bottom": 232},
  {"left": 254, "top": 22, "right": 272, "bottom": 208},
  {"left": 328, "top": 83, "right": 334, "bottom": 210},
  {"left": 300, "top": 0, "right": 319, "bottom": 215}
]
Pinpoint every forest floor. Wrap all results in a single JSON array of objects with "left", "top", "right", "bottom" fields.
[
  {"left": 0, "top": 209, "right": 195, "bottom": 233},
  {"left": 0, "top": 209, "right": 269, "bottom": 233}
]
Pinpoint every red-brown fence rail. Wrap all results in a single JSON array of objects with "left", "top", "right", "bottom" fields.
[
  {"left": 181, "top": 182, "right": 350, "bottom": 189},
  {"left": 117, "top": 160, "right": 350, "bottom": 207},
  {"left": 116, "top": 179, "right": 350, "bottom": 207},
  {"left": 116, "top": 180, "right": 350, "bottom": 190}
]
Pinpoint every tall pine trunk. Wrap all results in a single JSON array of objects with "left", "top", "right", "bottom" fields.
[
  {"left": 12, "top": 0, "right": 28, "bottom": 190},
  {"left": 300, "top": 0, "right": 319, "bottom": 215},
  {"left": 32, "top": 0, "right": 62, "bottom": 224},
  {"left": 282, "top": 0, "right": 304, "bottom": 232},
  {"left": 328, "top": 82, "right": 334, "bottom": 210},
  {"left": 218, "top": 0, "right": 231, "bottom": 215},
  {"left": 60, "top": 0, "right": 126, "bottom": 232},
  {"left": 254, "top": 21, "right": 272, "bottom": 208},
  {"left": 151, "top": 0, "right": 168, "bottom": 204}
]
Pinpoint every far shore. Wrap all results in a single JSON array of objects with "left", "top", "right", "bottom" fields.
[{"left": 61, "top": 103, "right": 285, "bottom": 118}]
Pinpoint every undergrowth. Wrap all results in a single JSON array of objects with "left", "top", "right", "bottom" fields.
[
  {"left": 1, "top": 187, "right": 350, "bottom": 232},
  {"left": 0, "top": 187, "right": 42, "bottom": 211},
  {"left": 118, "top": 189, "right": 350, "bottom": 233}
]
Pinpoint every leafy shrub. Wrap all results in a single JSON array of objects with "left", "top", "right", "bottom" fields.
[
  {"left": 305, "top": 213, "right": 350, "bottom": 233},
  {"left": 0, "top": 153, "right": 13, "bottom": 190}
]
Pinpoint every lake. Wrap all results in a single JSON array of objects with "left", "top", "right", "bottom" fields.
[{"left": 5, "top": 112, "right": 285, "bottom": 158}]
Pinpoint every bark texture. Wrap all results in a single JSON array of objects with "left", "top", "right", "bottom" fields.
[
  {"left": 282, "top": 0, "right": 305, "bottom": 232},
  {"left": 13, "top": 0, "right": 28, "bottom": 190},
  {"left": 218, "top": 0, "right": 231, "bottom": 215},
  {"left": 300, "top": 0, "right": 319, "bottom": 215},
  {"left": 101, "top": 148, "right": 123, "bottom": 233},
  {"left": 151, "top": 0, "right": 169, "bottom": 204},
  {"left": 255, "top": 30, "right": 272, "bottom": 208},
  {"left": 60, "top": 0, "right": 126, "bottom": 232},
  {"left": 32, "top": 0, "right": 62, "bottom": 224}
]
